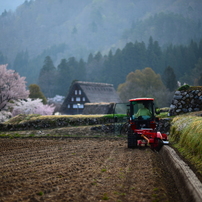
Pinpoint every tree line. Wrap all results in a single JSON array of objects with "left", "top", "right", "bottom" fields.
[
  {"left": 37, "top": 37, "right": 202, "bottom": 99},
  {"left": 1, "top": 36, "right": 202, "bottom": 114}
]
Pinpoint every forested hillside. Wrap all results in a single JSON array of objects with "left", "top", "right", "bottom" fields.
[
  {"left": 1, "top": 0, "right": 201, "bottom": 62},
  {"left": 36, "top": 37, "right": 202, "bottom": 107},
  {"left": 0, "top": 0, "right": 202, "bottom": 101}
]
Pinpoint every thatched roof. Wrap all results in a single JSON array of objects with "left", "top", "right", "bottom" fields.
[{"left": 75, "top": 81, "right": 122, "bottom": 103}]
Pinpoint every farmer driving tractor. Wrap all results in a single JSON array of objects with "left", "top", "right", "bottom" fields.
[{"left": 134, "top": 102, "right": 152, "bottom": 119}]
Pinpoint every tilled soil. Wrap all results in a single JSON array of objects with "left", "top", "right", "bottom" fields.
[{"left": 0, "top": 138, "right": 181, "bottom": 202}]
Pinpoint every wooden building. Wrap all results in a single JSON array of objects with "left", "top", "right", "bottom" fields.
[{"left": 60, "top": 81, "right": 122, "bottom": 114}]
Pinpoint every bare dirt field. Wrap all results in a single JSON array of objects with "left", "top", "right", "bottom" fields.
[{"left": 0, "top": 137, "right": 181, "bottom": 202}]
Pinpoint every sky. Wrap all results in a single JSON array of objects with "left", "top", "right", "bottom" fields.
[{"left": 0, "top": 0, "right": 25, "bottom": 14}]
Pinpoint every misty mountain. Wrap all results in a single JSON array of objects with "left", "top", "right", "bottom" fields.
[{"left": 0, "top": 0, "right": 202, "bottom": 85}]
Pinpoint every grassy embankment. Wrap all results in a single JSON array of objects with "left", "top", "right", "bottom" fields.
[
  {"left": 0, "top": 114, "right": 127, "bottom": 138},
  {"left": 3, "top": 114, "right": 107, "bottom": 124},
  {"left": 170, "top": 115, "right": 202, "bottom": 175}
]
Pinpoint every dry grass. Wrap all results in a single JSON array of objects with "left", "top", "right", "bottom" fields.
[
  {"left": 4, "top": 114, "right": 106, "bottom": 125},
  {"left": 170, "top": 115, "right": 202, "bottom": 175}
]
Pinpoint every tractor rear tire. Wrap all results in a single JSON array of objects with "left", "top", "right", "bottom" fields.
[{"left": 127, "top": 130, "right": 137, "bottom": 148}]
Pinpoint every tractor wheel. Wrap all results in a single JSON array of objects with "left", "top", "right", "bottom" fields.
[
  {"left": 127, "top": 130, "right": 137, "bottom": 148},
  {"left": 154, "top": 138, "right": 164, "bottom": 151}
]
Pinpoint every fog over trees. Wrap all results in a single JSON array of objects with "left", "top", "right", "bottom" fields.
[
  {"left": 0, "top": 0, "right": 202, "bottom": 106},
  {"left": 0, "top": 0, "right": 25, "bottom": 14}
]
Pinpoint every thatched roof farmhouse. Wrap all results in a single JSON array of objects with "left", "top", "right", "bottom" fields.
[{"left": 60, "top": 81, "right": 122, "bottom": 114}]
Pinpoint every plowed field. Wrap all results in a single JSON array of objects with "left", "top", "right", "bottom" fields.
[{"left": 0, "top": 138, "right": 181, "bottom": 202}]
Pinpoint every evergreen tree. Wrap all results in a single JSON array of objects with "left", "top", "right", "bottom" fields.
[
  {"left": 147, "top": 36, "right": 162, "bottom": 73},
  {"left": 102, "top": 41, "right": 148, "bottom": 88},
  {"left": 102, "top": 50, "right": 113, "bottom": 83},
  {"left": 121, "top": 42, "right": 137, "bottom": 75},
  {"left": 38, "top": 56, "right": 57, "bottom": 97},
  {"left": 87, "top": 53, "right": 94, "bottom": 63},
  {"left": 94, "top": 51, "right": 102, "bottom": 61},
  {"left": 67, "top": 57, "right": 79, "bottom": 81},
  {"left": 86, "top": 52, "right": 105, "bottom": 82},
  {"left": 57, "top": 58, "right": 72, "bottom": 96},
  {"left": 111, "top": 48, "right": 124, "bottom": 87},
  {"left": 162, "top": 66, "right": 178, "bottom": 91},
  {"left": 13, "top": 50, "right": 29, "bottom": 77},
  {"left": 133, "top": 41, "right": 147, "bottom": 69},
  {"left": 78, "top": 58, "right": 86, "bottom": 81},
  {"left": 185, "top": 41, "right": 198, "bottom": 73}
]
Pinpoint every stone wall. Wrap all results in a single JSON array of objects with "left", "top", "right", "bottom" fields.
[
  {"left": 0, "top": 116, "right": 116, "bottom": 131},
  {"left": 157, "top": 118, "right": 172, "bottom": 135},
  {"left": 169, "top": 87, "right": 202, "bottom": 116},
  {"left": 0, "top": 115, "right": 171, "bottom": 135}
]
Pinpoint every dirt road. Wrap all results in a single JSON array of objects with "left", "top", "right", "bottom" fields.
[{"left": 0, "top": 138, "right": 181, "bottom": 202}]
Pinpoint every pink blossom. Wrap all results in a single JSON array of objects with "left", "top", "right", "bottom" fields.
[
  {"left": 12, "top": 98, "right": 55, "bottom": 116},
  {"left": 0, "top": 64, "right": 29, "bottom": 111}
]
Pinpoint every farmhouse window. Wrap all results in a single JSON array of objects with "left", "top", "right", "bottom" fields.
[
  {"left": 67, "top": 104, "right": 70, "bottom": 108},
  {"left": 71, "top": 97, "right": 74, "bottom": 101},
  {"left": 73, "top": 104, "right": 77, "bottom": 108},
  {"left": 73, "top": 104, "right": 84, "bottom": 108},
  {"left": 79, "top": 90, "right": 82, "bottom": 95},
  {"left": 75, "top": 90, "right": 77, "bottom": 95},
  {"left": 83, "top": 97, "right": 86, "bottom": 101},
  {"left": 76, "top": 97, "right": 81, "bottom": 101},
  {"left": 79, "top": 104, "right": 84, "bottom": 108}
]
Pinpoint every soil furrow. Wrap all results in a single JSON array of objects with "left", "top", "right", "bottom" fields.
[{"left": 0, "top": 138, "right": 181, "bottom": 202}]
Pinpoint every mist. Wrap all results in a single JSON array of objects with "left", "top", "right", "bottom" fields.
[{"left": 0, "top": 0, "right": 202, "bottom": 86}]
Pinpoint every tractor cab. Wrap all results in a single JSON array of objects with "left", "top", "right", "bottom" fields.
[{"left": 129, "top": 98, "right": 158, "bottom": 131}]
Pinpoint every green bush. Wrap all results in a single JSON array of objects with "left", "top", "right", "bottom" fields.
[{"left": 177, "top": 84, "right": 190, "bottom": 91}]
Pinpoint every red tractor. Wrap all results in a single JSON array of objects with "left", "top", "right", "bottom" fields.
[{"left": 116, "top": 98, "right": 169, "bottom": 151}]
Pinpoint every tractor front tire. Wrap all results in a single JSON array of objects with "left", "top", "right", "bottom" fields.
[{"left": 127, "top": 130, "right": 137, "bottom": 148}]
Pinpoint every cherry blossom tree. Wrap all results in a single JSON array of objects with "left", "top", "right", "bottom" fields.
[
  {"left": 0, "top": 64, "right": 29, "bottom": 111},
  {"left": 12, "top": 98, "right": 55, "bottom": 116},
  {"left": 0, "top": 111, "right": 12, "bottom": 123}
]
